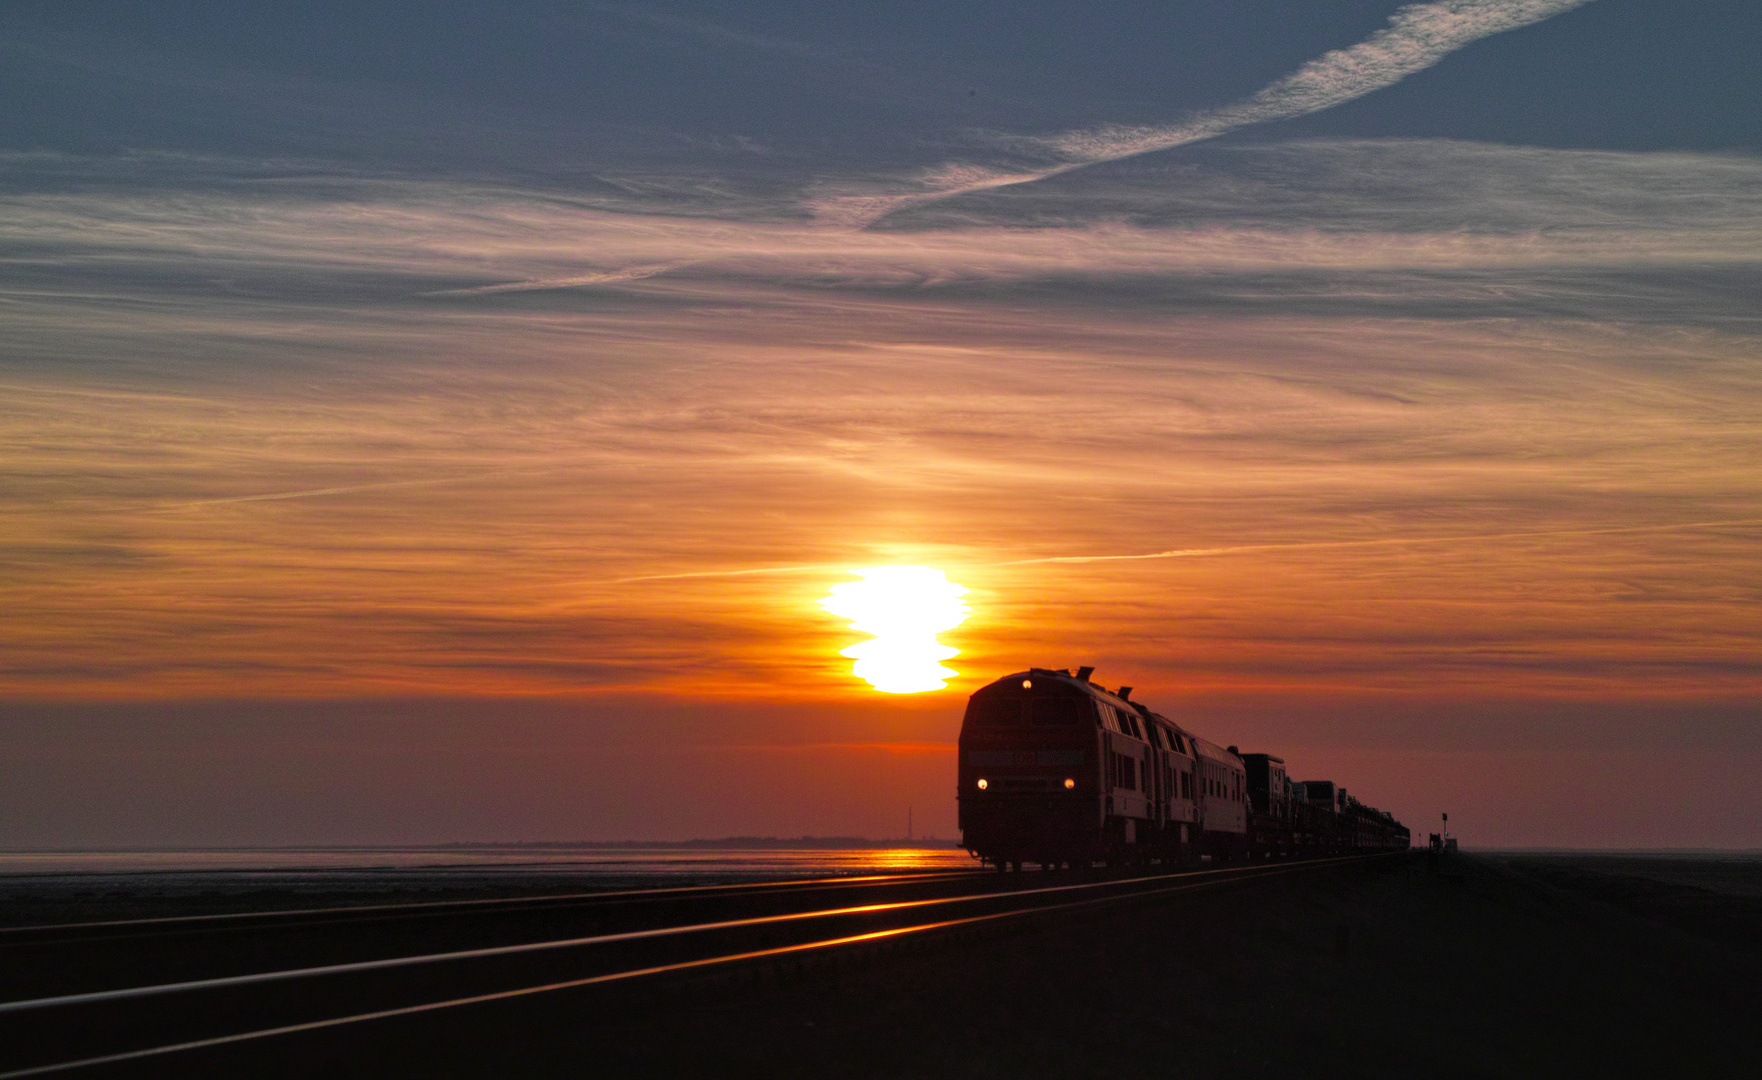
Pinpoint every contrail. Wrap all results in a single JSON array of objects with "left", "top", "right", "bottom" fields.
[
  {"left": 997, "top": 518, "right": 1762, "bottom": 568},
  {"left": 602, "top": 518, "right": 1761, "bottom": 587},
  {"left": 427, "top": 262, "right": 688, "bottom": 296},
  {"left": 816, "top": 0, "right": 1599, "bottom": 226},
  {"left": 1045, "top": 0, "right": 1598, "bottom": 164},
  {"left": 608, "top": 564, "right": 838, "bottom": 584},
  {"left": 163, "top": 471, "right": 523, "bottom": 508}
]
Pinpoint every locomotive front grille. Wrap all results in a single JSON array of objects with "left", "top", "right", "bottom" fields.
[{"left": 977, "top": 776, "right": 1070, "bottom": 792}]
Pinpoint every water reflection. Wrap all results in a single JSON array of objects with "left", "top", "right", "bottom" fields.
[{"left": 0, "top": 846, "right": 978, "bottom": 879}]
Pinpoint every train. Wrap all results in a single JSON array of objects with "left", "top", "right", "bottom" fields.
[{"left": 957, "top": 666, "right": 1410, "bottom": 870}]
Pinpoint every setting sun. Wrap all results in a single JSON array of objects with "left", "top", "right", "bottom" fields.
[{"left": 819, "top": 567, "right": 971, "bottom": 694}]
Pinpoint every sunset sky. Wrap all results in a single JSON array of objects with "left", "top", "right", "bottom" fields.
[{"left": 3, "top": 1, "right": 1759, "bottom": 849}]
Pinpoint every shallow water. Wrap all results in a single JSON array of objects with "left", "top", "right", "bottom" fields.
[{"left": 0, "top": 845, "right": 977, "bottom": 880}]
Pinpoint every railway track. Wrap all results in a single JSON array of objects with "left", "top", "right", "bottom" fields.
[
  {"left": 0, "top": 866, "right": 1017, "bottom": 1006},
  {"left": 0, "top": 855, "right": 1384, "bottom": 1077}
]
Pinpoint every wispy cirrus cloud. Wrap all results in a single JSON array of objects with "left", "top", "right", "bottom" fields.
[
  {"left": 5, "top": 290, "right": 1759, "bottom": 700},
  {"left": 4, "top": 0, "right": 1759, "bottom": 707},
  {"left": 4, "top": 139, "right": 1757, "bottom": 324}
]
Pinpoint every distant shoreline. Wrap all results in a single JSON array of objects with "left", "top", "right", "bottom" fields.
[
  {"left": 448, "top": 838, "right": 968, "bottom": 850},
  {"left": 9, "top": 844, "right": 1762, "bottom": 858}
]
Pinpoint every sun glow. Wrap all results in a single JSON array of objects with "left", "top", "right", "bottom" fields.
[{"left": 820, "top": 566, "right": 971, "bottom": 694}]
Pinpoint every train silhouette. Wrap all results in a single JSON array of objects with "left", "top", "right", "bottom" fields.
[{"left": 959, "top": 667, "right": 1410, "bottom": 870}]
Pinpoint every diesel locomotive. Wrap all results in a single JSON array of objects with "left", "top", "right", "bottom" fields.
[{"left": 957, "top": 667, "right": 1409, "bottom": 870}]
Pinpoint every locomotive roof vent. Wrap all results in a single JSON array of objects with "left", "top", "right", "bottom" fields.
[
  {"left": 1118, "top": 686, "right": 1132, "bottom": 700},
  {"left": 1075, "top": 665, "right": 1095, "bottom": 682}
]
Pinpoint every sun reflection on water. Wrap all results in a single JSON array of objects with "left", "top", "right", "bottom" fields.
[{"left": 820, "top": 566, "right": 970, "bottom": 693}]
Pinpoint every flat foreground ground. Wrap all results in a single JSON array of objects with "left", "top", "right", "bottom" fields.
[
  {"left": 13, "top": 852, "right": 1761, "bottom": 1078},
  {"left": 529, "top": 852, "right": 1758, "bottom": 1080}
]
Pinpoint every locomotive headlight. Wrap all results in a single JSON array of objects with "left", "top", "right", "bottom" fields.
[
  {"left": 976, "top": 778, "right": 988, "bottom": 790},
  {"left": 1021, "top": 679, "right": 1032, "bottom": 689},
  {"left": 1064, "top": 778, "right": 1075, "bottom": 789}
]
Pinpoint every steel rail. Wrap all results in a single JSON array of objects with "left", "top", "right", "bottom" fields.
[
  {"left": 0, "top": 858, "right": 1348, "bottom": 1016},
  {"left": 0, "top": 856, "right": 1370, "bottom": 1079}
]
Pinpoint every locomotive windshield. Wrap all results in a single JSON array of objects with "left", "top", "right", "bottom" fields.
[{"left": 965, "top": 688, "right": 1091, "bottom": 728}]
